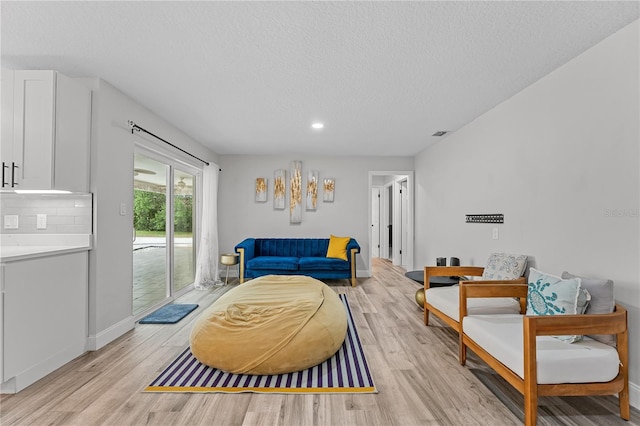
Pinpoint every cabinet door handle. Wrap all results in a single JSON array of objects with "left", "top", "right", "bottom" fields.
[
  {"left": 11, "top": 162, "right": 18, "bottom": 187},
  {"left": 2, "top": 162, "right": 7, "bottom": 187}
]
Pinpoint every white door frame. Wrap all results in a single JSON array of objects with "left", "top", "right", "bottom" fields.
[
  {"left": 382, "top": 181, "right": 393, "bottom": 260},
  {"left": 368, "top": 171, "right": 414, "bottom": 275},
  {"left": 371, "top": 187, "right": 381, "bottom": 258}
]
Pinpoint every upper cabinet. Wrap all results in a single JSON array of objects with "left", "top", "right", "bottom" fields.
[{"left": 1, "top": 70, "right": 91, "bottom": 192}]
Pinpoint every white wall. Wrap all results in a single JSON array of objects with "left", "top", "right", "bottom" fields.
[
  {"left": 217, "top": 155, "right": 413, "bottom": 276},
  {"left": 86, "top": 79, "right": 219, "bottom": 349},
  {"left": 415, "top": 21, "right": 640, "bottom": 404}
]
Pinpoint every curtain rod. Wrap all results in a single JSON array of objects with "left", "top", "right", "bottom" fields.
[{"left": 127, "top": 120, "right": 218, "bottom": 169}]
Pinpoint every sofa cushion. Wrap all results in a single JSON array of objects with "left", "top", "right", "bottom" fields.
[
  {"left": 299, "top": 256, "right": 350, "bottom": 271},
  {"left": 482, "top": 253, "right": 528, "bottom": 280},
  {"left": 255, "top": 239, "right": 329, "bottom": 257},
  {"left": 463, "top": 314, "right": 619, "bottom": 384},
  {"left": 425, "top": 286, "right": 521, "bottom": 321},
  {"left": 326, "top": 235, "right": 350, "bottom": 261},
  {"left": 246, "top": 256, "right": 299, "bottom": 271},
  {"left": 562, "top": 271, "right": 615, "bottom": 346},
  {"left": 526, "top": 268, "right": 590, "bottom": 343}
]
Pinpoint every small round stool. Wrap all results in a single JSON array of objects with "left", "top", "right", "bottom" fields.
[{"left": 220, "top": 253, "right": 239, "bottom": 284}]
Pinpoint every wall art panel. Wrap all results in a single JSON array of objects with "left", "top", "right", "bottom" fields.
[
  {"left": 323, "top": 178, "right": 335, "bottom": 202},
  {"left": 274, "top": 169, "right": 286, "bottom": 210},
  {"left": 255, "top": 177, "right": 267, "bottom": 202},
  {"left": 306, "top": 170, "right": 318, "bottom": 211},
  {"left": 290, "top": 161, "right": 302, "bottom": 223}
]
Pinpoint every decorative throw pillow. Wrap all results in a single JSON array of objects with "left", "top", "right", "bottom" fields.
[
  {"left": 526, "top": 268, "right": 589, "bottom": 343},
  {"left": 482, "top": 253, "right": 528, "bottom": 280},
  {"left": 326, "top": 235, "right": 350, "bottom": 261},
  {"left": 562, "top": 271, "right": 615, "bottom": 346}
]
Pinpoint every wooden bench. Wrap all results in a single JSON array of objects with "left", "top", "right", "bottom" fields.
[
  {"left": 459, "top": 281, "right": 629, "bottom": 426},
  {"left": 423, "top": 265, "right": 527, "bottom": 333}
]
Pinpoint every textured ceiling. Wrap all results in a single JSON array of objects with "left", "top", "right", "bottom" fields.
[{"left": 2, "top": 1, "right": 638, "bottom": 157}]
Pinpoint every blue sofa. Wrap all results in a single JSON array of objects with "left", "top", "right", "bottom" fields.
[{"left": 234, "top": 238, "right": 361, "bottom": 286}]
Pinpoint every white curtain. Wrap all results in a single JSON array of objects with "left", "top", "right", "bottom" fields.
[{"left": 194, "top": 163, "right": 222, "bottom": 289}]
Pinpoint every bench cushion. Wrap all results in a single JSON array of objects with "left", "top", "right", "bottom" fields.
[
  {"left": 463, "top": 314, "right": 620, "bottom": 384},
  {"left": 246, "top": 256, "right": 299, "bottom": 271},
  {"left": 426, "top": 286, "right": 521, "bottom": 320}
]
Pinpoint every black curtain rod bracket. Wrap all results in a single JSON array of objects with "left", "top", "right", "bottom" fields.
[{"left": 127, "top": 120, "right": 217, "bottom": 169}]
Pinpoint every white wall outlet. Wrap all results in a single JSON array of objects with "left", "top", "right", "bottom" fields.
[
  {"left": 119, "top": 203, "right": 126, "bottom": 216},
  {"left": 492, "top": 227, "right": 499, "bottom": 240},
  {"left": 37, "top": 214, "right": 47, "bottom": 230},
  {"left": 4, "top": 215, "right": 19, "bottom": 229}
]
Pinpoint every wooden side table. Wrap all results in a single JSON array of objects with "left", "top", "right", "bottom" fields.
[{"left": 220, "top": 253, "right": 239, "bottom": 285}]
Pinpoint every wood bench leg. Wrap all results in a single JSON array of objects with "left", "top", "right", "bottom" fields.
[
  {"left": 619, "top": 329, "right": 630, "bottom": 420},
  {"left": 524, "top": 393, "right": 537, "bottom": 426},
  {"left": 620, "top": 388, "right": 630, "bottom": 420},
  {"left": 524, "top": 316, "right": 538, "bottom": 426}
]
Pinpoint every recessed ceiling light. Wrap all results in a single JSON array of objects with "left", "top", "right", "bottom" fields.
[{"left": 312, "top": 123, "right": 324, "bottom": 129}]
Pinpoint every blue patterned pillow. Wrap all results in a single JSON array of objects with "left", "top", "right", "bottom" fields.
[{"left": 526, "top": 268, "right": 590, "bottom": 343}]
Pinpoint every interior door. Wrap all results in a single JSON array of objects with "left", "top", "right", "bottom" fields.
[
  {"left": 400, "top": 180, "right": 408, "bottom": 267},
  {"left": 371, "top": 187, "right": 380, "bottom": 258},
  {"left": 387, "top": 185, "right": 393, "bottom": 259}
]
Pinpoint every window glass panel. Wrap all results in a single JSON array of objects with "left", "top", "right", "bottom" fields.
[{"left": 133, "top": 153, "right": 168, "bottom": 315}]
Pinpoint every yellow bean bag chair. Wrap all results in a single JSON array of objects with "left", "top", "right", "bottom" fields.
[{"left": 189, "top": 275, "right": 347, "bottom": 375}]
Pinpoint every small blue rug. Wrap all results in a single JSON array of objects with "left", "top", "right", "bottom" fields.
[{"left": 139, "top": 304, "right": 199, "bottom": 324}]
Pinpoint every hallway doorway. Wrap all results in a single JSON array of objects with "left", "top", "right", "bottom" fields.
[{"left": 368, "top": 171, "right": 414, "bottom": 275}]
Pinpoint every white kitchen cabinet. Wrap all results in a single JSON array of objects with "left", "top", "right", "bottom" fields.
[
  {"left": 1, "top": 251, "right": 88, "bottom": 393},
  {"left": 1, "top": 70, "right": 91, "bottom": 192}
]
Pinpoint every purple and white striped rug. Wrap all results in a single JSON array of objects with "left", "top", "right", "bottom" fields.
[{"left": 145, "top": 294, "right": 377, "bottom": 394}]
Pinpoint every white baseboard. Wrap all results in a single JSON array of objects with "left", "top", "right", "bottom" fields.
[
  {"left": 1, "top": 340, "right": 86, "bottom": 393},
  {"left": 86, "top": 317, "right": 135, "bottom": 351},
  {"left": 357, "top": 269, "right": 371, "bottom": 278},
  {"left": 630, "top": 380, "right": 640, "bottom": 410}
]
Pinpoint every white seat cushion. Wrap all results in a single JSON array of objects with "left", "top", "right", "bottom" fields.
[
  {"left": 425, "top": 286, "right": 521, "bottom": 321},
  {"left": 463, "top": 314, "right": 620, "bottom": 384}
]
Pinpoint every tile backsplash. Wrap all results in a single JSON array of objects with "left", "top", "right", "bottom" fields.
[{"left": 0, "top": 193, "right": 92, "bottom": 234}]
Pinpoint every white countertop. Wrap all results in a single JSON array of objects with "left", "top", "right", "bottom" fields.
[{"left": 0, "top": 234, "right": 92, "bottom": 262}]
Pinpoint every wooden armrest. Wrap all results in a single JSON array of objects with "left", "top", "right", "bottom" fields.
[
  {"left": 524, "top": 304, "right": 627, "bottom": 336},
  {"left": 460, "top": 281, "right": 529, "bottom": 318},
  {"left": 460, "top": 280, "right": 528, "bottom": 297}
]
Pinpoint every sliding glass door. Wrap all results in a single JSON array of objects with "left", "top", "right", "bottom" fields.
[{"left": 133, "top": 150, "right": 199, "bottom": 315}]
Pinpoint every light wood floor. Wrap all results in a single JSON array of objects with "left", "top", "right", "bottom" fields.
[{"left": 1, "top": 259, "right": 638, "bottom": 425}]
